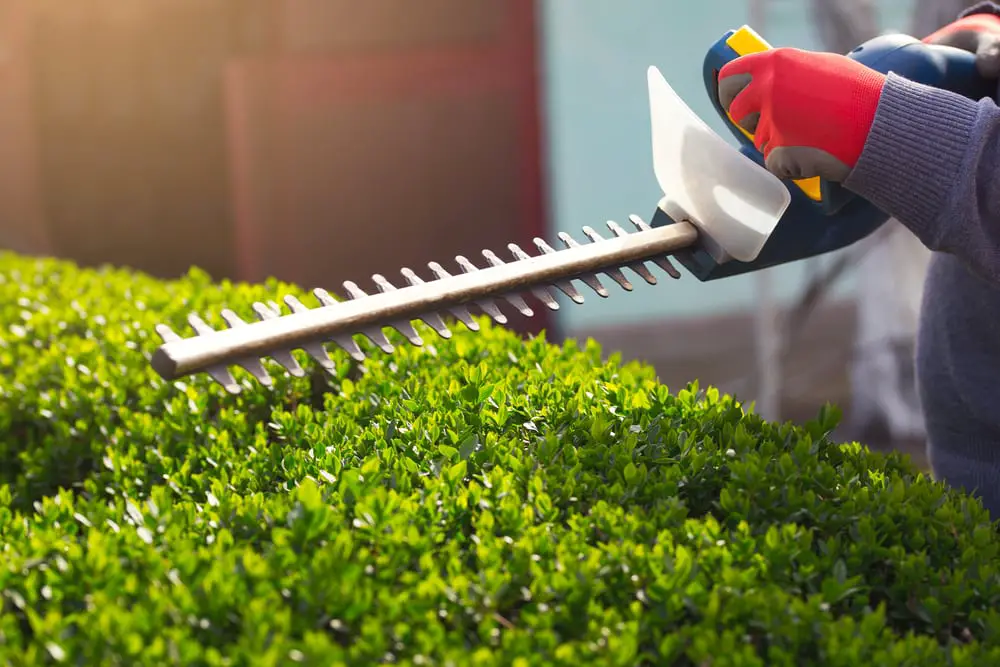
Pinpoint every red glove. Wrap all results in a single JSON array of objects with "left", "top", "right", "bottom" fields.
[
  {"left": 717, "top": 49, "right": 886, "bottom": 182},
  {"left": 923, "top": 12, "right": 1000, "bottom": 77}
]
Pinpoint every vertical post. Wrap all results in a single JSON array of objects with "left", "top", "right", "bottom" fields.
[{"left": 748, "top": 0, "right": 781, "bottom": 422}]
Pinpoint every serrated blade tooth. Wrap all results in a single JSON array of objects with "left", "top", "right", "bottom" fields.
[
  {"left": 392, "top": 321, "right": 424, "bottom": 347},
  {"left": 533, "top": 238, "right": 556, "bottom": 254},
  {"left": 292, "top": 337, "right": 338, "bottom": 372},
  {"left": 311, "top": 287, "right": 377, "bottom": 354},
  {"left": 481, "top": 250, "right": 534, "bottom": 317},
  {"left": 371, "top": 274, "right": 396, "bottom": 292},
  {"left": 360, "top": 329, "right": 394, "bottom": 354},
  {"left": 531, "top": 291, "right": 560, "bottom": 310},
  {"left": 552, "top": 279, "right": 585, "bottom": 304},
  {"left": 399, "top": 268, "right": 459, "bottom": 336},
  {"left": 506, "top": 243, "right": 531, "bottom": 260},
  {"left": 553, "top": 232, "right": 583, "bottom": 303},
  {"left": 577, "top": 273, "right": 609, "bottom": 297},
  {"left": 628, "top": 213, "right": 652, "bottom": 231},
  {"left": 285, "top": 293, "right": 362, "bottom": 363},
  {"left": 515, "top": 241, "right": 583, "bottom": 304},
  {"left": 372, "top": 274, "right": 424, "bottom": 345},
  {"left": 252, "top": 301, "right": 279, "bottom": 319},
  {"left": 207, "top": 365, "right": 241, "bottom": 394},
  {"left": 421, "top": 262, "right": 479, "bottom": 331},
  {"left": 342, "top": 280, "right": 367, "bottom": 300},
  {"left": 445, "top": 306, "right": 478, "bottom": 331},
  {"left": 155, "top": 324, "right": 181, "bottom": 344},
  {"left": 158, "top": 322, "right": 247, "bottom": 388},
  {"left": 220, "top": 308, "right": 246, "bottom": 328},
  {"left": 529, "top": 287, "right": 560, "bottom": 310},
  {"left": 454, "top": 256, "right": 478, "bottom": 273},
  {"left": 525, "top": 239, "right": 562, "bottom": 310},
  {"left": 427, "top": 261, "right": 452, "bottom": 280},
  {"left": 452, "top": 257, "right": 507, "bottom": 324},
  {"left": 548, "top": 230, "right": 608, "bottom": 298},
  {"left": 342, "top": 281, "right": 395, "bottom": 352},
  {"left": 329, "top": 338, "right": 363, "bottom": 362},
  {"left": 481, "top": 249, "right": 503, "bottom": 266},
  {"left": 187, "top": 313, "right": 215, "bottom": 336},
  {"left": 581, "top": 225, "right": 605, "bottom": 243},
  {"left": 219, "top": 309, "right": 278, "bottom": 383},
  {"left": 312, "top": 288, "right": 337, "bottom": 307},
  {"left": 475, "top": 300, "right": 507, "bottom": 324},
  {"left": 537, "top": 233, "right": 606, "bottom": 297},
  {"left": 557, "top": 231, "right": 580, "bottom": 249},
  {"left": 606, "top": 220, "right": 629, "bottom": 238},
  {"left": 649, "top": 256, "right": 681, "bottom": 279},
  {"left": 426, "top": 263, "right": 482, "bottom": 330},
  {"left": 400, "top": 267, "right": 424, "bottom": 287},
  {"left": 626, "top": 215, "right": 681, "bottom": 278},
  {"left": 185, "top": 313, "right": 270, "bottom": 386},
  {"left": 284, "top": 294, "right": 311, "bottom": 313},
  {"left": 419, "top": 312, "right": 453, "bottom": 338},
  {"left": 533, "top": 237, "right": 555, "bottom": 254},
  {"left": 235, "top": 359, "right": 273, "bottom": 386},
  {"left": 188, "top": 314, "right": 273, "bottom": 381},
  {"left": 450, "top": 310, "right": 478, "bottom": 331},
  {"left": 628, "top": 262, "right": 658, "bottom": 285},
  {"left": 240, "top": 358, "right": 273, "bottom": 386},
  {"left": 288, "top": 323, "right": 340, "bottom": 371},
  {"left": 306, "top": 346, "right": 337, "bottom": 371},
  {"left": 603, "top": 267, "right": 633, "bottom": 291},
  {"left": 377, "top": 270, "right": 449, "bottom": 339},
  {"left": 579, "top": 226, "right": 656, "bottom": 285},
  {"left": 511, "top": 241, "right": 577, "bottom": 307},
  {"left": 250, "top": 303, "right": 306, "bottom": 377}
]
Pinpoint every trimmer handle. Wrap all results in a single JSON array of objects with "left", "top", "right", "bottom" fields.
[
  {"left": 669, "top": 26, "right": 996, "bottom": 282},
  {"left": 706, "top": 27, "right": 992, "bottom": 215}
]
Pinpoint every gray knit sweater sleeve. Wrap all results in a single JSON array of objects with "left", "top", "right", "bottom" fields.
[{"left": 842, "top": 2, "right": 1000, "bottom": 286}]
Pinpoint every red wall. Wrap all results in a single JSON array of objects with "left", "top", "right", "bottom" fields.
[{"left": 225, "top": 0, "right": 551, "bottom": 336}]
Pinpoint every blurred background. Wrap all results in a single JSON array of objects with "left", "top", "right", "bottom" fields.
[{"left": 1, "top": 0, "right": 959, "bottom": 466}]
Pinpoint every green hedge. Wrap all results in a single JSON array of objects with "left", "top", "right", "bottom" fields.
[{"left": 1, "top": 251, "right": 1000, "bottom": 666}]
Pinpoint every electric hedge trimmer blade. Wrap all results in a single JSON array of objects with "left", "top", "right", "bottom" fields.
[
  {"left": 149, "top": 54, "right": 800, "bottom": 392},
  {"left": 151, "top": 217, "right": 696, "bottom": 393},
  {"left": 146, "top": 24, "right": 992, "bottom": 392}
]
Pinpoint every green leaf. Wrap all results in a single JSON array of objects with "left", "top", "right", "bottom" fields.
[{"left": 623, "top": 462, "right": 638, "bottom": 486}]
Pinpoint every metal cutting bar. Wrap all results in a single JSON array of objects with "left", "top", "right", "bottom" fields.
[{"left": 151, "top": 221, "right": 699, "bottom": 381}]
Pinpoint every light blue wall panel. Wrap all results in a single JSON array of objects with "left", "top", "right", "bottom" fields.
[{"left": 538, "top": 0, "right": 916, "bottom": 328}]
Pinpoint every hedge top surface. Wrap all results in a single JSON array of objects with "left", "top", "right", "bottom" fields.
[{"left": 1, "top": 251, "right": 1000, "bottom": 666}]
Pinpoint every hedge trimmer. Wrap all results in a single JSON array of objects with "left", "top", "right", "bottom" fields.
[{"left": 150, "top": 26, "right": 990, "bottom": 393}]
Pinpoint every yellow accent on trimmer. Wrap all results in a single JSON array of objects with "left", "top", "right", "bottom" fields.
[{"left": 724, "top": 26, "right": 823, "bottom": 202}]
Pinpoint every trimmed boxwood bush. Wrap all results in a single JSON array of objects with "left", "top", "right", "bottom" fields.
[{"left": 1, "top": 250, "right": 1000, "bottom": 666}]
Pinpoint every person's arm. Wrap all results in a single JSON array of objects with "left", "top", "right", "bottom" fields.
[
  {"left": 843, "top": 2, "right": 1000, "bottom": 285},
  {"left": 843, "top": 77, "right": 1000, "bottom": 285}
]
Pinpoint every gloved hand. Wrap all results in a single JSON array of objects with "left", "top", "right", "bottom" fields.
[
  {"left": 923, "top": 12, "right": 1000, "bottom": 78},
  {"left": 717, "top": 49, "right": 886, "bottom": 182}
]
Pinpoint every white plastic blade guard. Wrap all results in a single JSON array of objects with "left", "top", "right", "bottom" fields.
[{"left": 647, "top": 65, "right": 791, "bottom": 263}]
